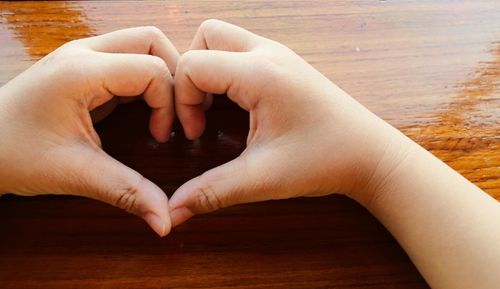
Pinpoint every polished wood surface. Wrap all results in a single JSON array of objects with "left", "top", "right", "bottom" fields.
[{"left": 0, "top": 1, "right": 499, "bottom": 288}]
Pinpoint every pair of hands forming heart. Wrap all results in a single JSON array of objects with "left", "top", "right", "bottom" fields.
[
  {"left": 0, "top": 20, "right": 413, "bottom": 237},
  {"left": 4, "top": 19, "right": 500, "bottom": 289}
]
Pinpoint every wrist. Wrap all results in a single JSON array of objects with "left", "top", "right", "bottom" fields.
[
  {"left": 346, "top": 121, "right": 420, "bottom": 209},
  {"left": 317, "top": 88, "right": 418, "bottom": 203}
]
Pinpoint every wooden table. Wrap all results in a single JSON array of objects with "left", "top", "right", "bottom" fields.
[{"left": 0, "top": 1, "right": 498, "bottom": 288}]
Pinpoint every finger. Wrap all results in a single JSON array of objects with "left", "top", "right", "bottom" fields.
[
  {"left": 169, "top": 141, "right": 324, "bottom": 227},
  {"left": 90, "top": 97, "right": 119, "bottom": 124},
  {"left": 75, "top": 26, "right": 179, "bottom": 73},
  {"left": 168, "top": 157, "right": 248, "bottom": 227},
  {"left": 50, "top": 144, "right": 171, "bottom": 237},
  {"left": 190, "top": 19, "right": 265, "bottom": 51},
  {"left": 175, "top": 50, "right": 259, "bottom": 139},
  {"left": 168, "top": 151, "right": 288, "bottom": 227},
  {"left": 87, "top": 52, "right": 175, "bottom": 142},
  {"left": 203, "top": 93, "right": 214, "bottom": 111}
]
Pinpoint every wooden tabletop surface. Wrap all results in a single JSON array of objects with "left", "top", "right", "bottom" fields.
[{"left": 0, "top": 1, "right": 499, "bottom": 288}]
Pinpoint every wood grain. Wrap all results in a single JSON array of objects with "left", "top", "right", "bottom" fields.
[{"left": 0, "top": 1, "right": 499, "bottom": 288}]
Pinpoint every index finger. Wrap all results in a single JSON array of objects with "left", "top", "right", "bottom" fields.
[
  {"left": 73, "top": 26, "right": 179, "bottom": 73},
  {"left": 189, "top": 19, "right": 266, "bottom": 51}
]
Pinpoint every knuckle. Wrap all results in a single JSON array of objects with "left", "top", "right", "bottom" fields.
[
  {"left": 142, "top": 26, "right": 165, "bottom": 40},
  {"left": 199, "top": 19, "right": 223, "bottom": 35},
  {"left": 39, "top": 49, "right": 90, "bottom": 86},
  {"left": 42, "top": 47, "right": 74, "bottom": 66},
  {"left": 248, "top": 53, "right": 282, "bottom": 79},
  {"left": 194, "top": 177, "right": 224, "bottom": 213},
  {"left": 148, "top": 55, "right": 169, "bottom": 76},
  {"left": 149, "top": 55, "right": 167, "bottom": 70},
  {"left": 114, "top": 174, "right": 144, "bottom": 214},
  {"left": 177, "top": 50, "right": 200, "bottom": 71},
  {"left": 60, "top": 38, "right": 83, "bottom": 50},
  {"left": 115, "top": 187, "right": 138, "bottom": 213}
]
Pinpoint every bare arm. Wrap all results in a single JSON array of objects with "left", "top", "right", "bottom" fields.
[
  {"left": 169, "top": 19, "right": 500, "bottom": 289},
  {"left": 360, "top": 134, "right": 500, "bottom": 289}
]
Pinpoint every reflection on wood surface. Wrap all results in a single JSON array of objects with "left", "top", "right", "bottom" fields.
[
  {"left": 406, "top": 42, "right": 499, "bottom": 196},
  {"left": 1, "top": 1, "right": 94, "bottom": 60}
]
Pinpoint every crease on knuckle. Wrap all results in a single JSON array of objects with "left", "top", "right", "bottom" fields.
[
  {"left": 114, "top": 175, "right": 144, "bottom": 214},
  {"left": 195, "top": 177, "right": 223, "bottom": 213}
]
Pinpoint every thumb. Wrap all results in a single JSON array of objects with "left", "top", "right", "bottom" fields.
[
  {"left": 50, "top": 143, "right": 171, "bottom": 237},
  {"left": 168, "top": 153, "right": 278, "bottom": 227}
]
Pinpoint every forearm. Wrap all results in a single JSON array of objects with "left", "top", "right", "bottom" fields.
[{"left": 359, "top": 133, "right": 500, "bottom": 289}]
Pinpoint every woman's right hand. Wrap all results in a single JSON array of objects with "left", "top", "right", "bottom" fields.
[
  {"left": 0, "top": 27, "right": 179, "bottom": 236},
  {"left": 169, "top": 19, "right": 414, "bottom": 226}
]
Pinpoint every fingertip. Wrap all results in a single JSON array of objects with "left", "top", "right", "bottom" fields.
[
  {"left": 170, "top": 207, "right": 194, "bottom": 228},
  {"left": 203, "top": 93, "right": 214, "bottom": 111},
  {"left": 184, "top": 127, "right": 204, "bottom": 141},
  {"left": 144, "top": 211, "right": 171, "bottom": 237},
  {"left": 151, "top": 128, "right": 170, "bottom": 143},
  {"left": 178, "top": 106, "right": 206, "bottom": 140},
  {"left": 149, "top": 108, "right": 174, "bottom": 143},
  {"left": 152, "top": 128, "right": 171, "bottom": 143},
  {"left": 136, "top": 178, "right": 172, "bottom": 237},
  {"left": 168, "top": 176, "right": 200, "bottom": 226}
]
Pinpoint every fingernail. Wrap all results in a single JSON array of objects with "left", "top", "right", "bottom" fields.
[{"left": 144, "top": 212, "right": 166, "bottom": 237}]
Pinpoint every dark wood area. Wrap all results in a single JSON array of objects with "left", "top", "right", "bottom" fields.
[{"left": 1, "top": 1, "right": 499, "bottom": 288}]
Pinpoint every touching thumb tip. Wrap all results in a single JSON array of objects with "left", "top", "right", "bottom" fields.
[
  {"left": 144, "top": 212, "right": 170, "bottom": 237},
  {"left": 68, "top": 149, "right": 172, "bottom": 237}
]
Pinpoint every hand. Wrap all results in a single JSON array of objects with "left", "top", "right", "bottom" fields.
[
  {"left": 0, "top": 27, "right": 179, "bottom": 236},
  {"left": 168, "top": 19, "right": 413, "bottom": 226}
]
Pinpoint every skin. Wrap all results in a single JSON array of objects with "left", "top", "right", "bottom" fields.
[
  {"left": 0, "top": 26, "right": 180, "bottom": 237},
  {"left": 0, "top": 19, "right": 499, "bottom": 289},
  {"left": 169, "top": 20, "right": 500, "bottom": 289}
]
